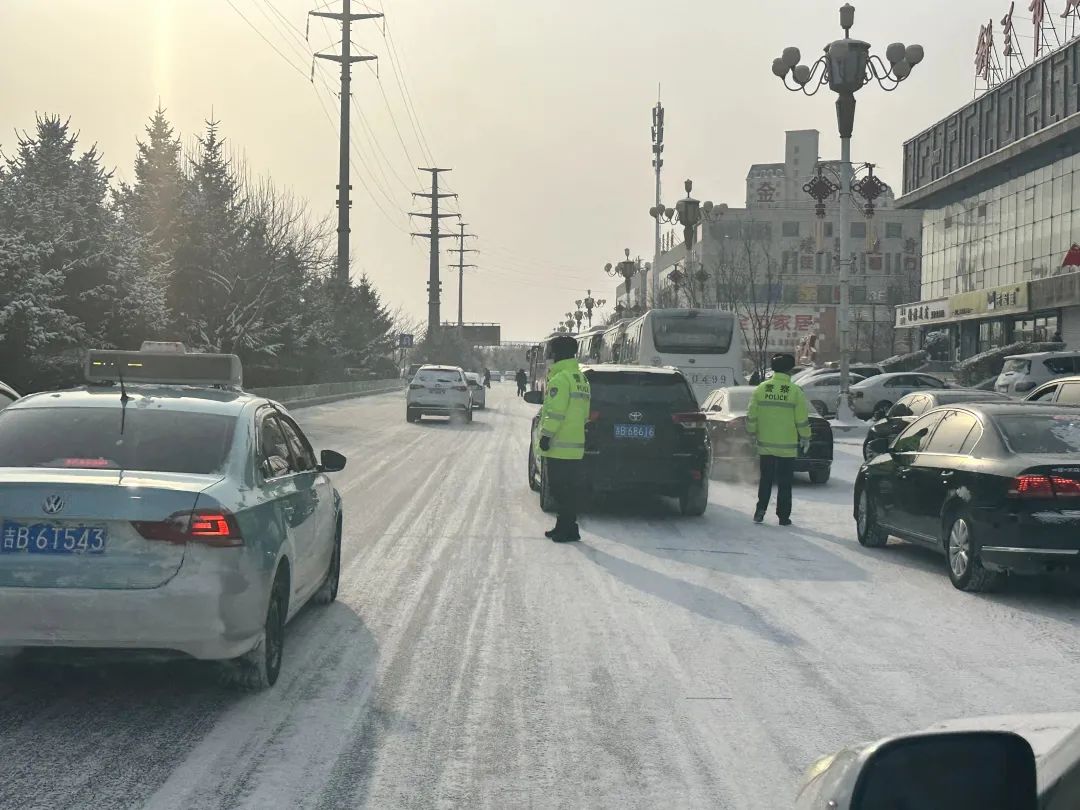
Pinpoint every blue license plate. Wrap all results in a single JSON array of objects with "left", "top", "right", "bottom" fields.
[
  {"left": 0, "top": 522, "right": 107, "bottom": 554},
  {"left": 614, "top": 424, "right": 655, "bottom": 440}
]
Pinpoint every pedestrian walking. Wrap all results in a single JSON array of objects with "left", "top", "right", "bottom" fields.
[
  {"left": 483, "top": 368, "right": 491, "bottom": 388},
  {"left": 537, "top": 336, "right": 590, "bottom": 542},
  {"left": 515, "top": 368, "right": 528, "bottom": 397},
  {"left": 746, "top": 353, "right": 811, "bottom": 526}
]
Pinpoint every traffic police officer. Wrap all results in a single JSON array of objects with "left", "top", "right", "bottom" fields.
[
  {"left": 538, "top": 335, "right": 591, "bottom": 542},
  {"left": 746, "top": 353, "right": 812, "bottom": 525}
]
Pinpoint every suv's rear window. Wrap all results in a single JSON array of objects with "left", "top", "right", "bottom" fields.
[
  {"left": 0, "top": 407, "right": 235, "bottom": 474},
  {"left": 588, "top": 372, "right": 696, "bottom": 409},
  {"left": 997, "top": 414, "right": 1080, "bottom": 454},
  {"left": 416, "top": 369, "right": 462, "bottom": 384},
  {"left": 1001, "top": 358, "right": 1031, "bottom": 374},
  {"left": 651, "top": 312, "right": 733, "bottom": 354}
]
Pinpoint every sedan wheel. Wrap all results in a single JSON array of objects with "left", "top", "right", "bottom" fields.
[
  {"left": 856, "top": 488, "right": 888, "bottom": 548},
  {"left": 229, "top": 571, "right": 287, "bottom": 690},
  {"left": 945, "top": 512, "right": 1004, "bottom": 593}
]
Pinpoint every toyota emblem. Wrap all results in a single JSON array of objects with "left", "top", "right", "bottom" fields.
[
  {"left": 628, "top": 411, "right": 644, "bottom": 423},
  {"left": 42, "top": 494, "right": 66, "bottom": 515}
]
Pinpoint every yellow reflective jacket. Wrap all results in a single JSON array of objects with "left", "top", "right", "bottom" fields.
[
  {"left": 746, "top": 373, "right": 812, "bottom": 458},
  {"left": 538, "top": 358, "right": 591, "bottom": 460}
]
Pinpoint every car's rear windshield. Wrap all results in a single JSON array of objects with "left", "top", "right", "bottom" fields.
[
  {"left": 726, "top": 390, "right": 753, "bottom": 413},
  {"left": 416, "top": 369, "right": 461, "bottom": 383},
  {"left": 650, "top": 312, "right": 734, "bottom": 354},
  {"left": 1001, "top": 358, "right": 1031, "bottom": 374},
  {"left": 0, "top": 407, "right": 236, "bottom": 474},
  {"left": 997, "top": 414, "right": 1080, "bottom": 454},
  {"left": 588, "top": 372, "right": 696, "bottom": 409}
]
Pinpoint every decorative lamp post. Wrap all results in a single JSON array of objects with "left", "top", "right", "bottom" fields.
[
  {"left": 582, "top": 290, "right": 605, "bottom": 327},
  {"left": 651, "top": 180, "right": 727, "bottom": 307},
  {"left": 773, "top": 3, "right": 921, "bottom": 420},
  {"left": 564, "top": 318, "right": 575, "bottom": 332},
  {"left": 605, "top": 249, "right": 649, "bottom": 310},
  {"left": 574, "top": 309, "right": 584, "bottom": 332}
]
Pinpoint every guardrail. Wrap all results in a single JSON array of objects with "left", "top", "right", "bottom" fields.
[{"left": 251, "top": 378, "right": 404, "bottom": 409}]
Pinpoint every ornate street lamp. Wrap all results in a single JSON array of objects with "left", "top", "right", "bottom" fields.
[
  {"left": 651, "top": 179, "right": 727, "bottom": 308},
  {"left": 772, "top": 3, "right": 922, "bottom": 420},
  {"left": 581, "top": 289, "right": 605, "bottom": 327},
  {"left": 605, "top": 249, "right": 650, "bottom": 310}
]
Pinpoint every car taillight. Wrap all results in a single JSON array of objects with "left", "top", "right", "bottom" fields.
[
  {"left": 672, "top": 412, "right": 706, "bottom": 429},
  {"left": 1007, "top": 474, "right": 1080, "bottom": 499},
  {"left": 133, "top": 509, "right": 243, "bottom": 547},
  {"left": 454, "top": 385, "right": 468, "bottom": 392}
]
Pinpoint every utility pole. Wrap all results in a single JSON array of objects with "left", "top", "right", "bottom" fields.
[
  {"left": 410, "top": 168, "right": 457, "bottom": 334},
  {"left": 650, "top": 91, "right": 664, "bottom": 309},
  {"left": 447, "top": 221, "right": 477, "bottom": 326},
  {"left": 312, "top": 0, "right": 382, "bottom": 285}
]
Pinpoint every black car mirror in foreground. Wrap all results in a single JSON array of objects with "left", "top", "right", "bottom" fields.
[
  {"left": 523, "top": 391, "right": 543, "bottom": 405},
  {"left": 319, "top": 449, "right": 347, "bottom": 472},
  {"left": 865, "top": 436, "right": 891, "bottom": 457},
  {"left": 797, "top": 730, "right": 1036, "bottom": 810}
]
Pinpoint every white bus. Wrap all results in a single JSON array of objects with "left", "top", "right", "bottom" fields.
[
  {"left": 610, "top": 309, "right": 743, "bottom": 403},
  {"left": 575, "top": 325, "right": 607, "bottom": 364}
]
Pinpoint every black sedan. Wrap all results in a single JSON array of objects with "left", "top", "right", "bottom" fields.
[
  {"left": 861, "top": 388, "right": 1010, "bottom": 460},
  {"left": 855, "top": 403, "right": 1080, "bottom": 592},
  {"left": 701, "top": 386, "right": 833, "bottom": 484}
]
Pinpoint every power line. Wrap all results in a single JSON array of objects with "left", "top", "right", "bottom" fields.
[
  {"left": 225, "top": 0, "right": 310, "bottom": 79},
  {"left": 379, "top": 12, "right": 436, "bottom": 165}
]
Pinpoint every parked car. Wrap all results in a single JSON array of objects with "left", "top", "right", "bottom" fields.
[
  {"left": 702, "top": 386, "right": 833, "bottom": 483},
  {"left": 406, "top": 365, "right": 473, "bottom": 423},
  {"left": 855, "top": 403, "right": 1080, "bottom": 591},
  {"left": 404, "top": 363, "right": 423, "bottom": 383},
  {"left": 464, "top": 371, "right": 487, "bottom": 409},
  {"left": 791, "top": 363, "right": 883, "bottom": 384},
  {"left": 524, "top": 365, "right": 710, "bottom": 516},
  {"left": 0, "top": 380, "right": 19, "bottom": 411},
  {"left": 862, "top": 388, "right": 1010, "bottom": 460},
  {"left": 1022, "top": 373, "right": 1080, "bottom": 405},
  {"left": 0, "top": 343, "right": 348, "bottom": 689},
  {"left": 973, "top": 375, "right": 999, "bottom": 391},
  {"left": 995, "top": 351, "right": 1080, "bottom": 396},
  {"left": 797, "top": 372, "right": 867, "bottom": 417},
  {"left": 847, "top": 372, "right": 949, "bottom": 419}
]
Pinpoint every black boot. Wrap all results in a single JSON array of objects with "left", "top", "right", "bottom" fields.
[
  {"left": 553, "top": 522, "right": 580, "bottom": 542},
  {"left": 753, "top": 510, "right": 765, "bottom": 524},
  {"left": 545, "top": 517, "right": 565, "bottom": 539}
]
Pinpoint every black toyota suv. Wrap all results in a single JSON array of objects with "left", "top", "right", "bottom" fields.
[{"left": 525, "top": 365, "right": 711, "bottom": 516}]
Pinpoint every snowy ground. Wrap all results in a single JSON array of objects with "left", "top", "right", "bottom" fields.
[{"left": 3, "top": 385, "right": 1080, "bottom": 809}]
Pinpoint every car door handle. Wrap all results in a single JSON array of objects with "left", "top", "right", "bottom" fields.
[
  {"left": 940, "top": 470, "right": 955, "bottom": 479},
  {"left": 896, "top": 469, "right": 911, "bottom": 479}
]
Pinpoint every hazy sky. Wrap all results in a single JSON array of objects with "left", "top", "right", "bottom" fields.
[{"left": 0, "top": 1, "right": 1008, "bottom": 339}]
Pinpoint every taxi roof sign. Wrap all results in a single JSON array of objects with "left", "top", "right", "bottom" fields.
[{"left": 86, "top": 347, "right": 243, "bottom": 389}]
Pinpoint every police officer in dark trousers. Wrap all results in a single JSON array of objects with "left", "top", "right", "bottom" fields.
[
  {"left": 537, "top": 335, "right": 591, "bottom": 542},
  {"left": 746, "top": 353, "right": 811, "bottom": 525}
]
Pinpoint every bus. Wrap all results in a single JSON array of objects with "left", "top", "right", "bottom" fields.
[
  {"left": 608, "top": 308, "right": 743, "bottom": 403},
  {"left": 526, "top": 333, "right": 562, "bottom": 393},
  {"left": 575, "top": 325, "right": 607, "bottom": 364},
  {"left": 599, "top": 320, "right": 631, "bottom": 363}
]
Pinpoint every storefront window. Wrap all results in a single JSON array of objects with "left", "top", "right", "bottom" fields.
[{"left": 1013, "top": 313, "right": 1059, "bottom": 343}]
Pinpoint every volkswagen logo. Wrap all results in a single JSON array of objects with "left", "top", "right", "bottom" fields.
[
  {"left": 628, "top": 411, "right": 644, "bottom": 423},
  {"left": 42, "top": 495, "right": 65, "bottom": 515}
]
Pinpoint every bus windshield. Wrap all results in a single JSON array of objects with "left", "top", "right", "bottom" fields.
[{"left": 651, "top": 311, "right": 734, "bottom": 354}]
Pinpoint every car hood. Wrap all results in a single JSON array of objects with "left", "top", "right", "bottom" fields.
[{"left": 796, "top": 712, "right": 1080, "bottom": 808}]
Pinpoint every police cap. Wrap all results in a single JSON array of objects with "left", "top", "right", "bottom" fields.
[
  {"left": 547, "top": 335, "right": 578, "bottom": 361},
  {"left": 770, "top": 353, "right": 796, "bottom": 373}
]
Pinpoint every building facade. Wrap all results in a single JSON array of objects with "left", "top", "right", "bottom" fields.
[
  {"left": 896, "top": 34, "right": 1080, "bottom": 357},
  {"left": 645, "top": 130, "right": 923, "bottom": 362}
]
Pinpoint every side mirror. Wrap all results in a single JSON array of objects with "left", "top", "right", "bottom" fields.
[
  {"left": 796, "top": 730, "right": 1036, "bottom": 810},
  {"left": 319, "top": 449, "right": 347, "bottom": 472},
  {"left": 866, "top": 437, "right": 891, "bottom": 457},
  {"left": 523, "top": 391, "right": 543, "bottom": 405},
  {"left": 851, "top": 731, "right": 1035, "bottom": 810}
]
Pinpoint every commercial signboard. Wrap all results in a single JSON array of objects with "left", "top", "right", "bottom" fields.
[
  {"left": 1031, "top": 271, "right": 1080, "bottom": 310},
  {"left": 949, "top": 283, "right": 1028, "bottom": 320},
  {"left": 894, "top": 297, "right": 951, "bottom": 328},
  {"left": 739, "top": 306, "right": 822, "bottom": 353}
]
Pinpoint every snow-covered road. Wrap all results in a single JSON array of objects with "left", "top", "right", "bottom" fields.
[{"left": 3, "top": 385, "right": 1080, "bottom": 809}]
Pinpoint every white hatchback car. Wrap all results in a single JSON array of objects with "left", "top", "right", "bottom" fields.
[
  {"left": 464, "top": 372, "right": 486, "bottom": 409},
  {"left": 406, "top": 365, "right": 473, "bottom": 423},
  {"left": 995, "top": 351, "right": 1080, "bottom": 396}
]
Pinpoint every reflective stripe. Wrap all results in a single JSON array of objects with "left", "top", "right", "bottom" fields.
[
  {"left": 569, "top": 392, "right": 589, "bottom": 400},
  {"left": 545, "top": 412, "right": 566, "bottom": 420},
  {"left": 795, "top": 420, "right": 810, "bottom": 428},
  {"left": 756, "top": 400, "right": 796, "bottom": 409},
  {"left": 551, "top": 440, "right": 585, "bottom": 449},
  {"left": 756, "top": 440, "right": 797, "bottom": 449},
  {"left": 540, "top": 429, "right": 557, "bottom": 438}
]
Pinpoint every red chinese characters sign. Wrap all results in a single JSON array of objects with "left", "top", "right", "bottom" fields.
[{"left": 739, "top": 312, "right": 821, "bottom": 351}]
